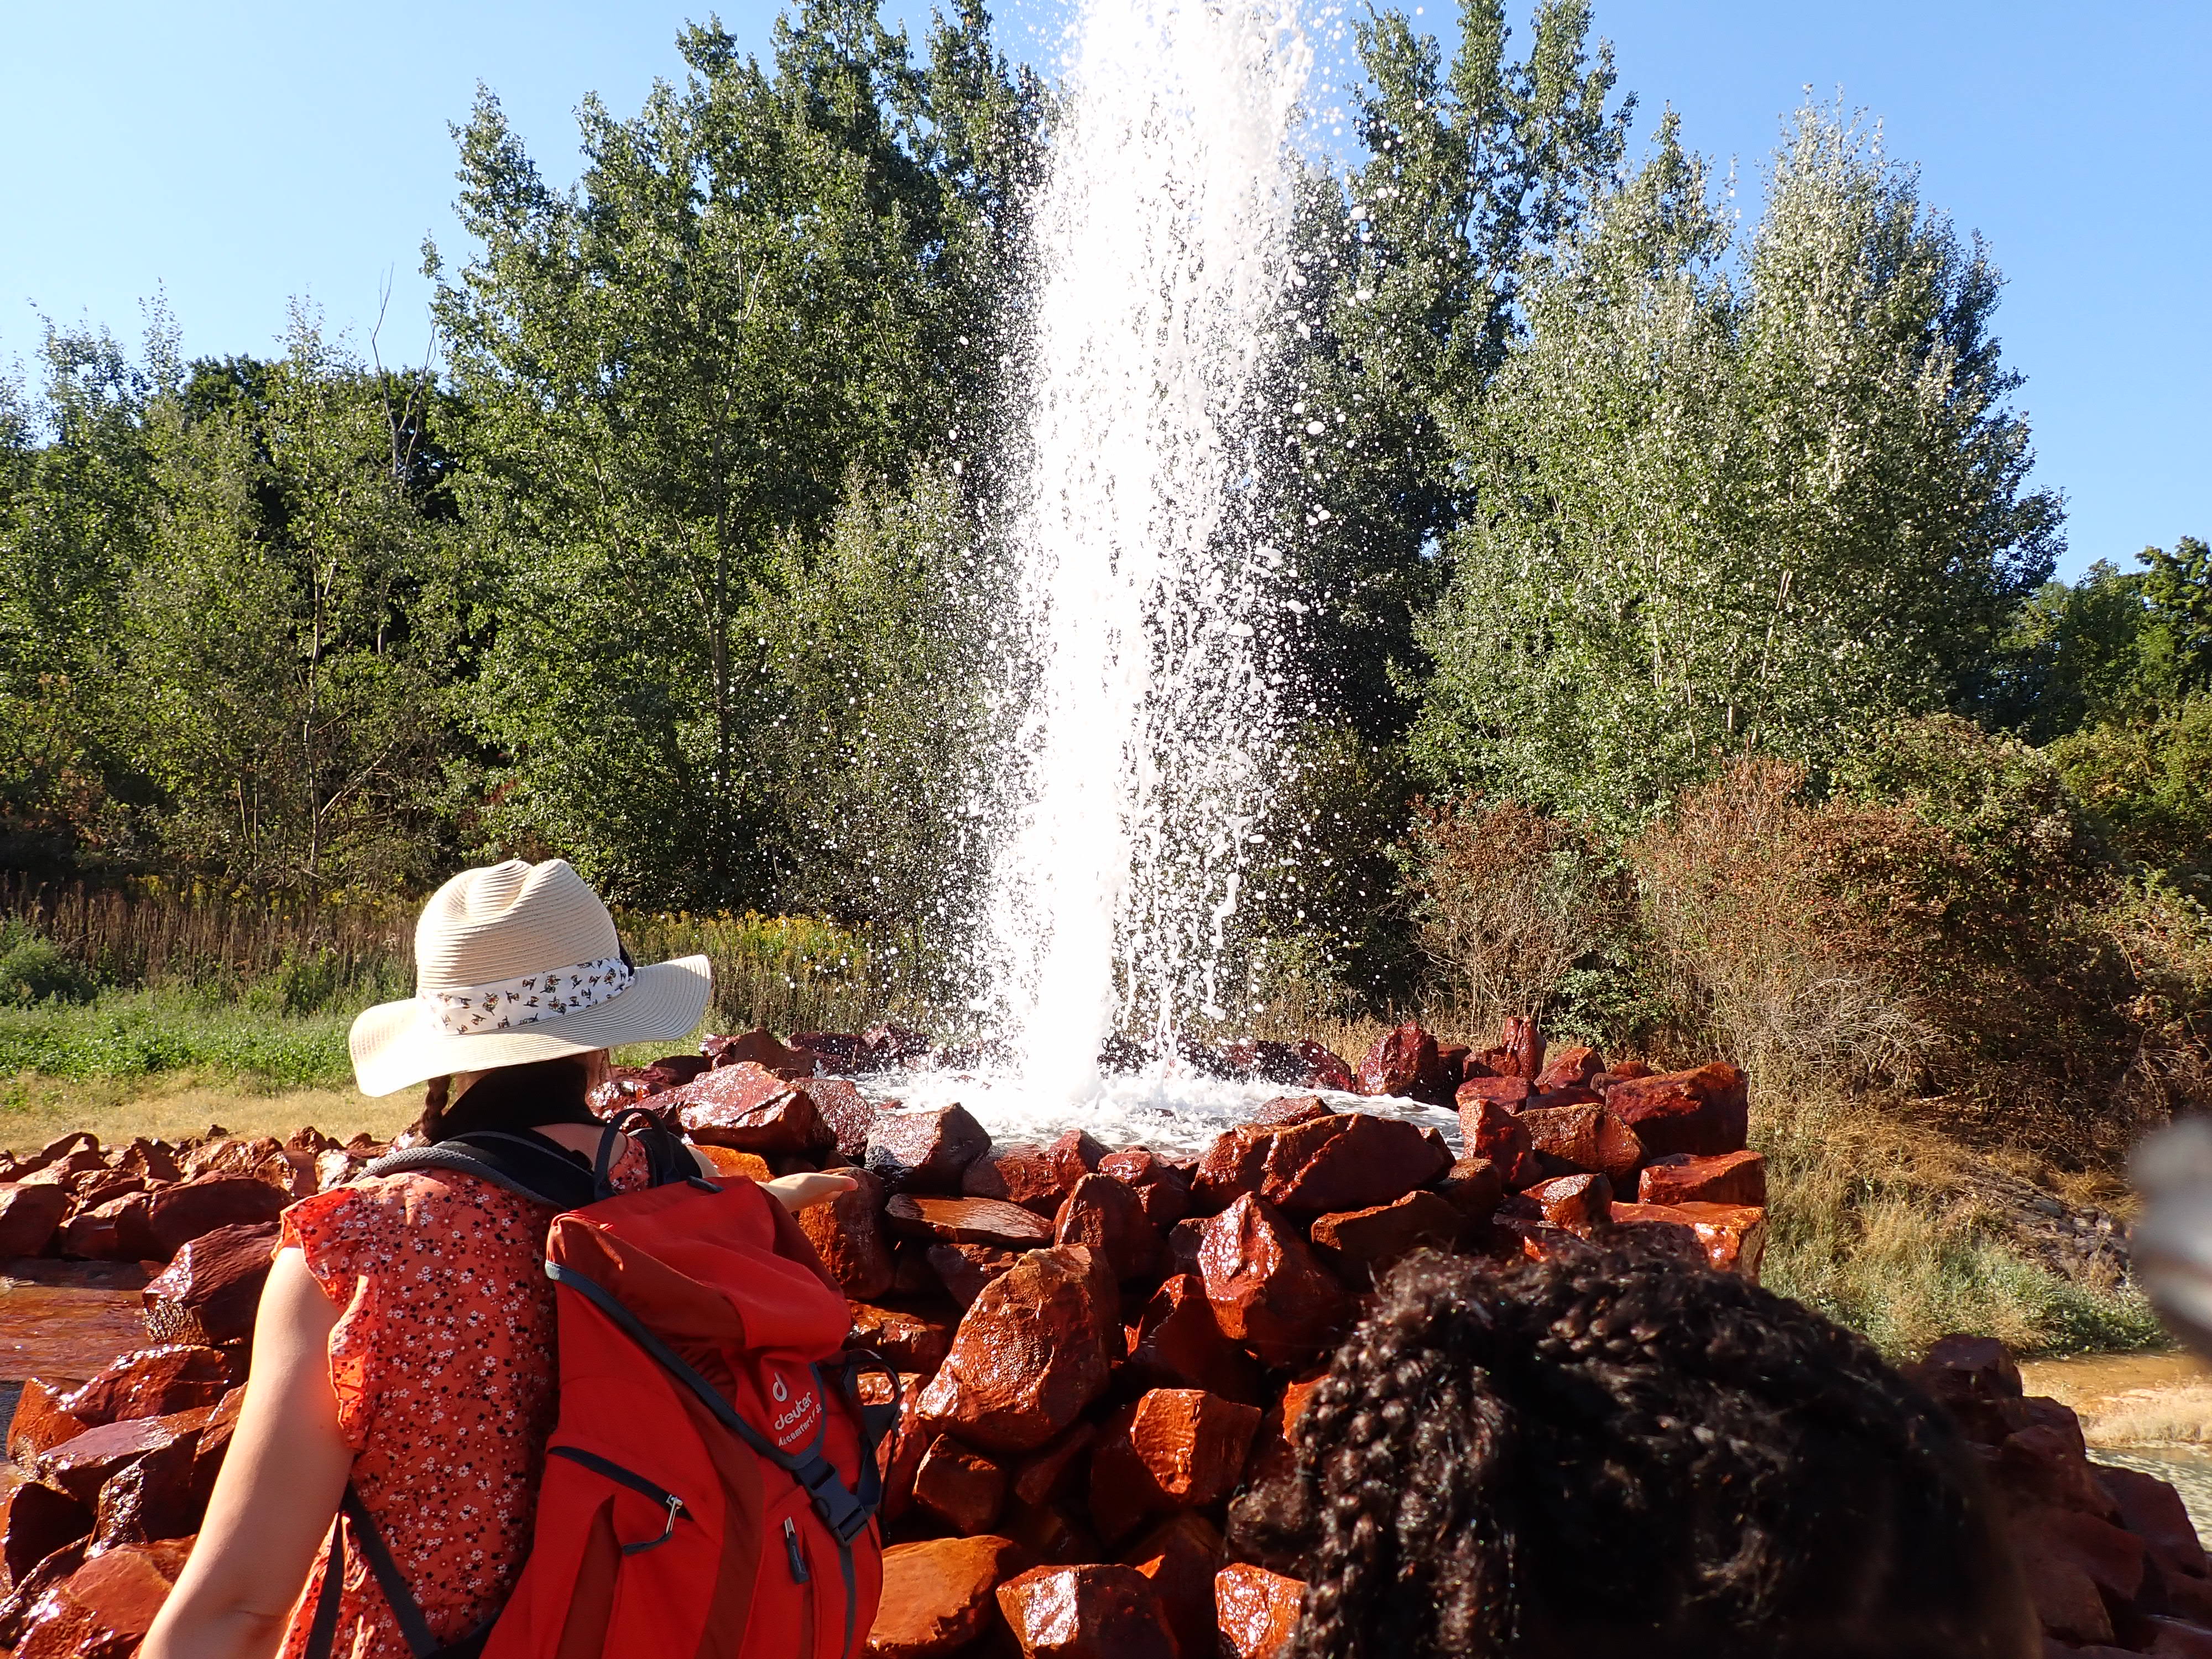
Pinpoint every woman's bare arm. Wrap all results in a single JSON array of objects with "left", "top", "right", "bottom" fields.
[{"left": 142, "top": 1249, "right": 353, "bottom": 1659}]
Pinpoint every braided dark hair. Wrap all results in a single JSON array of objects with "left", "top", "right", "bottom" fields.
[{"left": 1235, "top": 1242, "right": 2034, "bottom": 1659}]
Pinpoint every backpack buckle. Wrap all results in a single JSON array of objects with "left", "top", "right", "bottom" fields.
[{"left": 796, "top": 1453, "right": 870, "bottom": 1543}]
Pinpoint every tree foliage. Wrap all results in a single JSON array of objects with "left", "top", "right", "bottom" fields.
[
  {"left": 1411, "top": 108, "right": 2061, "bottom": 827},
  {"left": 432, "top": 0, "right": 1038, "bottom": 905}
]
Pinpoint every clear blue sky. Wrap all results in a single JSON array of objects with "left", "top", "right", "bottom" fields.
[{"left": 4, "top": 1, "right": 2204, "bottom": 579}]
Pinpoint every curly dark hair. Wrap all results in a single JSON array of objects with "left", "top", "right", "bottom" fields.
[{"left": 1231, "top": 1242, "right": 2034, "bottom": 1659}]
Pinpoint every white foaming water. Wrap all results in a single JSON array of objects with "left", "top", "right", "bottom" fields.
[
  {"left": 860, "top": 1068, "right": 1462, "bottom": 1162},
  {"left": 980, "top": 0, "right": 1311, "bottom": 1103}
]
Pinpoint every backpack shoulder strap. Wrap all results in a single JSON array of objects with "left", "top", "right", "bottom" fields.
[
  {"left": 603, "top": 1110, "right": 697, "bottom": 1190},
  {"left": 302, "top": 1485, "right": 493, "bottom": 1659},
  {"left": 366, "top": 1129, "right": 599, "bottom": 1211}
]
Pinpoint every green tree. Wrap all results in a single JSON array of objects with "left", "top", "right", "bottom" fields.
[
  {"left": 1266, "top": 0, "right": 1632, "bottom": 744},
  {"left": 1411, "top": 109, "right": 2059, "bottom": 828},
  {"left": 744, "top": 470, "right": 997, "bottom": 978},
  {"left": 434, "top": 0, "right": 1039, "bottom": 907},
  {"left": 117, "top": 310, "right": 458, "bottom": 895},
  {"left": 0, "top": 321, "right": 165, "bottom": 874},
  {"left": 2140, "top": 535, "right": 2212, "bottom": 700}
]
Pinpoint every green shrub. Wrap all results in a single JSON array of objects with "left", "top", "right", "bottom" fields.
[{"left": 0, "top": 921, "right": 99, "bottom": 1007}]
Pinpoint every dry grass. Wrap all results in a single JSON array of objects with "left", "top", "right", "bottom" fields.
[
  {"left": 1752, "top": 1075, "right": 2164, "bottom": 1359},
  {"left": 0, "top": 1070, "right": 417, "bottom": 1155}
]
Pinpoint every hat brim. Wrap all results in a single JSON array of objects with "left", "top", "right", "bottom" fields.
[{"left": 348, "top": 956, "right": 713, "bottom": 1098}]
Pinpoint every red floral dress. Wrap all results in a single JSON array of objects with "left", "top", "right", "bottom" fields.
[{"left": 276, "top": 1142, "right": 653, "bottom": 1658}]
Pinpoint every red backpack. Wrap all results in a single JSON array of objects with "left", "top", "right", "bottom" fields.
[{"left": 306, "top": 1119, "right": 891, "bottom": 1659}]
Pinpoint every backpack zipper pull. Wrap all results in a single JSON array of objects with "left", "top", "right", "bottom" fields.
[{"left": 782, "top": 1516, "right": 811, "bottom": 1583}]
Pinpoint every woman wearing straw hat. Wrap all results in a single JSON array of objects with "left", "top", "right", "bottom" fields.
[{"left": 144, "top": 860, "right": 854, "bottom": 1659}]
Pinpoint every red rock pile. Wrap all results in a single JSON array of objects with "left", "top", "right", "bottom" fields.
[
  {"left": 0, "top": 1126, "right": 376, "bottom": 1653},
  {"left": 619, "top": 1018, "right": 1768, "bottom": 1658},
  {"left": 0, "top": 1019, "right": 1770, "bottom": 1658},
  {"left": 0, "top": 1126, "right": 379, "bottom": 1269},
  {"left": 1907, "top": 1335, "right": 2212, "bottom": 1657}
]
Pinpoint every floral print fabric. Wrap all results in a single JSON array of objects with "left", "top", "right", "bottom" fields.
[{"left": 276, "top": 1141, "right": 651, "bottom": 1658}]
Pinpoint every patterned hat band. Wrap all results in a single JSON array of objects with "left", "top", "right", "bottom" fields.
[{"left": 421, "top": 957, "right": 634, "bottom": 1036}]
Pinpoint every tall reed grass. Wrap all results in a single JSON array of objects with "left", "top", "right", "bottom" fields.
[{"left": 0, "top": 880, "right": 927, "bottom": 1053}]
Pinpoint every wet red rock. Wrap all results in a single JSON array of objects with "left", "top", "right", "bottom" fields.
[
  {"left": 912, "top": 1434, "right": 1007, "bottom": 1535},
  {"left": 1054, "top": 1175, "right": 1161, "bottom": 1281},
  {"left": 1122, "top": 1511, "right": 1224, "bottom": 1659},
  {"left": 1460, "top": 1105, "right": 1535, "bottom": 1198},
  {"left": 1292, "top": 1039, "right": 1356, "bottom": 1092},
  {"left": 1192, "top": 1113, "right": 1451, "bottom": 1219},
  {"left": 797, "top": 1170, "right": 895, "bottom": 1300},
  {"left": 13, "top": 1537, "right": 191, "bottom": 1659},
  {"left": 140, "top": 1222, "right": 277, "bottom": 1347},
  {"left": 6, "top": 1382, "right": 87, "bottom": 1466},
  {"left": 1216, "top": 1562, "right": 1306, "bottom": 1659},
  {"left": 996, "top": 1562, "right": 1176, "bottom": 1659},
  {"left": 1455, "top": 1075, "right": 1532, "bottom": 1112},
  {"left": 964, "top": 1143, "right": 1074, "bottom": 1216},
  {"left": 0, "top": 1480, "right": 92, "bottom": 1590},
  {"left": 1356, "top": 1021, "right": 1436, "bottom": 1099},
  {"left": 1498, "top": 1016, "right": 1546, "bottom": 1081},
  {"left": 1010, "top": 1423, "right": 1097, "bottom": 1509},
  {"left": 33, "top": 1406, "right": 210, "bottom": 1508},
  {"left": 144, "top": 1177, "right": 288, "bottom": 1257},
  {"left": 1637, "top": 1149, "right": 1766, "bottom": 1207},
  {"left": 57, "top": 1192, "right": 158, "bottom": 1262},
  {"left": 1095, "top": 1148, "right": 1193, "bottom": 1231},
  {"left": 1238, "top": 1372, "right": 1324, "bottom": 1494},
  {"left": 888, "top": 1194, "right": 1055, "bottom": 1248},
  {"left": 1247, "top": 1095, "right": 1333, "bottom": 1128},
  {"left": 2099, "top": 1465, "right": 2208, "bottom": 1579},
  {"left": 867, "top": 1535, "right": 1022, "bottom": 1659},
  {"left": 1517, "top": 1103, "right": 1642, "bottom": 1186},
  {"left": 1668, "top": 1201, "right": 1766, "bottom": 1279},
  {"left": 1308, "top": 1191, "right": 1460, "bottom": 1282},
  {"left": 1434, "top": 1155, "right": 1504, "bottom": 1222},
  {"left": 58, "top": 1345, "right": 229, "bottom": 1427},
  {"left": 928, "top": 1243, "right": 1021, "bottom": 1308},
  {"left": 1125, "top": 1274, "right": 1264, "bottom": 1404},
  {"left": 672, "top": 1064, "right": 833, "bottom": 1155},
  {"left": 0, "top": 1184, "right": 67, "bottom": 1256},
  {"left": 846, "top": 1302, "right": 954, "bottom": 1375},
  {"left": 1535, "top": 1044, "right": 1602, "bottom": 1093},
  {"left": 1196, "top": 1194, "right": 1349, "bottom": 1369},
  {"left": 917, "top": 1245, "right": 1117, "bottom": 1453},
  {"left": 1604, "top": 1063, "right": 1749, "bottom": 1159},
  {"left": 802, "top": 1077, "right": 881, "bottom": 1162},
  {"left": 702, "top": 1027, "right": 812, "bottom": 1079},
  {"left": 1522, "top": 1172, "right": 1611, "bottom": 1231},
  {"left": 693, "top": 1145, "right": 773, "bottom": 1183},
  {"left": 1088, "top": 1388, "right": 1261, "bottom": 1541},
  {"left": 868, "top": 1104, "right": 993, "bottom": 1193},
  {"left": 1043, "top": 1130, "right": 1107, "bottom": 1188}
]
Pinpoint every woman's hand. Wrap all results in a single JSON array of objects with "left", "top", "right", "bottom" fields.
[{"left": 763, "top": 1171, "right": 859, "bottom": 1212}]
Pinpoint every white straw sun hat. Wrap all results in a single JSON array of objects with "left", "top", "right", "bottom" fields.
[{"left": 348, "top": 859, "right": 711, "bottom": 1097}]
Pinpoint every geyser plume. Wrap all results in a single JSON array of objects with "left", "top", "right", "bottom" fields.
[{"left": 983, "top": 0, "right": 1311, "bottom": 1098}]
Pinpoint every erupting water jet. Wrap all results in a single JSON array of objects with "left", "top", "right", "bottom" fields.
[{"left": 980, "top": 0, "right": 1312, "bottom": 1103}]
